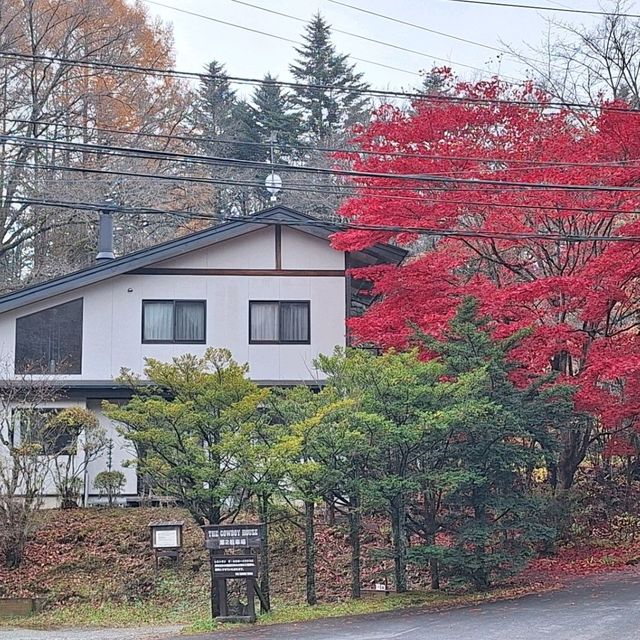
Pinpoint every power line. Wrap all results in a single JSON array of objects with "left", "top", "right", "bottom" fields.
[
  {"left": 141, "top": 0, "right": 419, "bottom": 77},
  {"left": 216, "top": 0, "right": 520, "bottom": 80},
  {"left": 12, "top": 116, "right": 640, "bottom": 174},
  {"left": 7, "top": 133, "right": 640, "bottom": 193},
  {"left": 328, "top": 0, "right": 545, "bottom": 66},
  {"left": 5, "top": 156, "right": 640, "bottom": 220},
  {"left": 10, "top": 195, "right": 640, "bottom": 243},
  {"left": 442, "top": 0, "right": 640, "bottom": 18},
  {"left": 4, "top": 50, "right": 640, "bottom": 114}
]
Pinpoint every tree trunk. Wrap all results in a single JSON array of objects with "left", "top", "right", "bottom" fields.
[
  {"left": 348, "top": 494, "right": 361, "bottom": 599},
  {"left": 325, "top": 498, "right": 336, "bottom": 526},
  {"left": 304, "top": 499, "right": 317, "bottom": 605},
  {"left": 258, "top": 493, "right": 271, "bottom": 612},
  {"left": 390, "top": 496, "right": 407, "bottom": 593}
]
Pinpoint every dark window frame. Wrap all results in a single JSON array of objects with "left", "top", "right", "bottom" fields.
[
  {"left": 141, "top": 299, "right": 207, "bottom": 344},
  {"left": 14, "top": 298, "right": 84, "bottom": 375},
  {"left": 249, "top": 300, "right": 311, "bottom": 345}
]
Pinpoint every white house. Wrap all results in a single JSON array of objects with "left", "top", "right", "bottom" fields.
[{"left": 0, "top": 206, "right": 404, "bottom": 504}]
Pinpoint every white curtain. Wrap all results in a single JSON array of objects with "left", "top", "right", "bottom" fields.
[
  {"left": 175, "top": 302, "right": 205, "bottom": 342},
  {"left": 281, "top": 303, "right": 309, "bottom": 342},
  {"left": 251, "top": 302, "right": 279, "bottom": 341},
  {"left": 144, "top": 302, "right": 173, "bottom": 341}
]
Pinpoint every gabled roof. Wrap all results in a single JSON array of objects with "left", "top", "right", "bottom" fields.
[{"left": 0, "top": 205, "right": 406, "bottom": 315}]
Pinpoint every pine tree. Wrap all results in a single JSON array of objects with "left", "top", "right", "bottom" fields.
[
  {"left": 252, "top": 74, "right": 302, "bottom": 153},
  {"left": 190, "top": 61, "right": 265, "bottom": 214},
  {"left": 191, "top": 60, "right": 237, "bottom": 154},
  {"left": 289, "top": 13, "right": 370, "bottom": 140}
]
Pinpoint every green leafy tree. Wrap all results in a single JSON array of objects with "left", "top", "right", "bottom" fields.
[
  {"left": 290, "top": 13, "right": 370, "bottom": 140},
  {"left": 104, "top": 348, "right": 268, "bottom": 525},
  {"left": 410, "top": 298, "right": 572, "bottom": 589},
  {"left": 265, "top": 386, "right": 354, "bottom": 605},
  {"left": 318, "top": 348, "right": 454, "bottom": 594}
]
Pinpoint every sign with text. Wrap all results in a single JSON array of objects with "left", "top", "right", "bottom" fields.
[
  {"left": 203, "top": 523, "right": 265, "bottom": 550},
  {"left": 212, "top": 555, "right": 258, "bottom": 578}
]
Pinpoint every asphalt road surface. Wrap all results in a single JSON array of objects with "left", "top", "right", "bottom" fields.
[
  {"left": 181, "top": 571, "right": 640, "bottom": 640},
  {"left": 1, "top": 571, "right": 638, "bottom": 640}
]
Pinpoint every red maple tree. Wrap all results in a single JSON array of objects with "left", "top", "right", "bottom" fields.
[{"left": 333, "top": 73, "right": 640, "bottom": 490}]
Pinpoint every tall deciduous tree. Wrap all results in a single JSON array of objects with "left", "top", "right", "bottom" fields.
[
  {"left": 0, "top": 0, "right": 191, "bottom": 289},
  {"left": 333, "top": 72, "right": 640, "bottom": 494}
]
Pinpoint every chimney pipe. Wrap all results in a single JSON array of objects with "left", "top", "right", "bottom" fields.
[{"left": 96, "top": 209, "right": 115, "bottom": 263}]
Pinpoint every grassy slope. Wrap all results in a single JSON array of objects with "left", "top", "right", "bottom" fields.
[
  {"left": 3, "top": 505, "right": 637, "bottom": 630},
  {"left": 0, "top": 507, "right": 545, "bottom": 629}
]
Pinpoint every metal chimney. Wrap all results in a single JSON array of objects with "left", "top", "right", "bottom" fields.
[{"left": 96, "top": 208, "right": 115, "bottom": 263}]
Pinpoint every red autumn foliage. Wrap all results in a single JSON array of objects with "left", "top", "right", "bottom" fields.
[{"left": 334, "top": 73, "right": 640, "bottom": 447}]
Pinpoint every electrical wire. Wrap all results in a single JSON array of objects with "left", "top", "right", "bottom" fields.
[
  {"left": 6, "top": 155, "right": 640, "bottom": 221},
  {"left": 9, "top": 117, "right": 640, "bottom": 176},
  {"left": 442, "top": 0, "right": 640, "bottom": 18},
  {"left": 182, "top": 0, "right": 522, "bottom": 80},
  {"left": 10, "top": 195, "right": 640, "bottom": 243},
  {"left": 141, "top": 0, "right": 420, "bottom": 77},
  {"left": 3, "top": 50, "right": 640, "bottom": 114},
  {"left": 327, "top": 0, "right": 549, "bottom": 67},
  {"left": 6, "top": 133, "right": 640, "bottom": 193}
]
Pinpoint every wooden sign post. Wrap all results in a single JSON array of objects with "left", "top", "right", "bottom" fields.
[
  {"left": 202, "top": 523, "right": 268, "bottom": 624},
  {"left": 148, "top": 521, "right": 184, "bottom": 569}
]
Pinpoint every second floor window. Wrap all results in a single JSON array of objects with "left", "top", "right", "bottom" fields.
[
  {"left": 142, "top": 300, "right": 206, "bottom": 344},
  {"left": 15, "top": 298, "right": 83, "bottom": 374},
  {"left": 249, "top": 301, "right": 310, "bottom": 344}
]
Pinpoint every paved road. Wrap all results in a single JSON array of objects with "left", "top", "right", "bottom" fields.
[
  {"left": 1, "top": 571, "right": 638, "bottom": 640},
  {"left": 181, "top": 571, "right": 640, "bottom": 640},
  {"left": 0, "top": 625, "right": 182, "bottom": 640}
]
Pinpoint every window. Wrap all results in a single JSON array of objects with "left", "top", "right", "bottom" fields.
[
  {"left": 15, "top": 409, "right": 76, "bottom": 455},
  {"left": 15, "top": 299, "right": 83, "bottom": 374},
  {"left": 142, "top": 300, "right": 206, "bottom": 343},
  {"left": 249, "top": 301, "right": 310, "bottom": 344}
]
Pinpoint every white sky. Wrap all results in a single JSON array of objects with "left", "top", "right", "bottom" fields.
[{"left": 141, "top": 0, "right": 636, "bottom": 95}]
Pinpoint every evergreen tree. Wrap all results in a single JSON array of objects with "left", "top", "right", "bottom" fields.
[
  {"left": 252, "top": 74, "right": 302, "bottom": 152},
  {"left": 190, "top": 61, "right": 265, "bottom": 214},
  {"left": 191, "top": 60, "right": 238, "bottom": 155},
  {"left": 410, "top": 298, "right": 572, "bottom": 589},
  {"left": 289, "top": 13, "right": 370, "bottom": 140}
]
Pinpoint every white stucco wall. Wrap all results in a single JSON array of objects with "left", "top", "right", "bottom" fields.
[
  {"left": 0, "top": 226, "right": 347, "bottom": 382},
  {"left": 0, "top": 224, "right": 348, "bottom": 499}
]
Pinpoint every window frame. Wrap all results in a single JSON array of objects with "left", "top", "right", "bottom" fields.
[
  {"left": 249, "top": 300, "right": 311, "bottom": 345},
  {"left": 14, "top": 298, "right": 84, "bottom": 375},
  {"left": 141, "top": 299, "right": 207, "bottom": 345}
]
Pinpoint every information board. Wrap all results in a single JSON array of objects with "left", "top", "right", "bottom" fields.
[
  {"left": 212, "top": 555, "right": 258, "bottom": 578},
  {"left": 154, "top": 529, "right": 179, "bottom": 548},
  {"left": 203, "top": 524, "right": 265, "bottom": 549}
]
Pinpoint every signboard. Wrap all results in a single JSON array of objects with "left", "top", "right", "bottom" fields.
[
  {"left": 212, "top": 555, "right": 258, "bottom": 578},
  {"left": 154, "top": 529, "right": 179, "bottom": 549},
  {"left": 149, "top": 521, "right": 183, "bottom": 551},
  {"left": 203, "top": 524, "right": 265, "bottom": 550}
]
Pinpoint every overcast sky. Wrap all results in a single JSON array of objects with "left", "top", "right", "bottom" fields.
[{"left": 141, "top": 0, "right": 634, "bottom": 95}]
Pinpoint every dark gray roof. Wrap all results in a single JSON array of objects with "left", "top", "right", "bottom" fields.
[{"left": 0, "top": 206, "right": 406, "bottom": 315}]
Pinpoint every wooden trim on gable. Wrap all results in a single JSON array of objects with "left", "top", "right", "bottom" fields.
[
  {"left": 275, "top": 225, "right": 282, "bottom": 270},
  {"left": 131, "top": 268, "right": 345, "bottom": 277}
]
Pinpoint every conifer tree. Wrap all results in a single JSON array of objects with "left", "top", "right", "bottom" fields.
[
  {"left": 191, "top": 60, "right": 238, "bottom": 155},
  {"left": 289, "top": 13, "right": 370, "bottom": 140},
  {"left": 252, "top": 74, "right": 302, "bottom": 152},
  {"left": 191, "top": 61, "right": 264, "bottom": 214}
]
